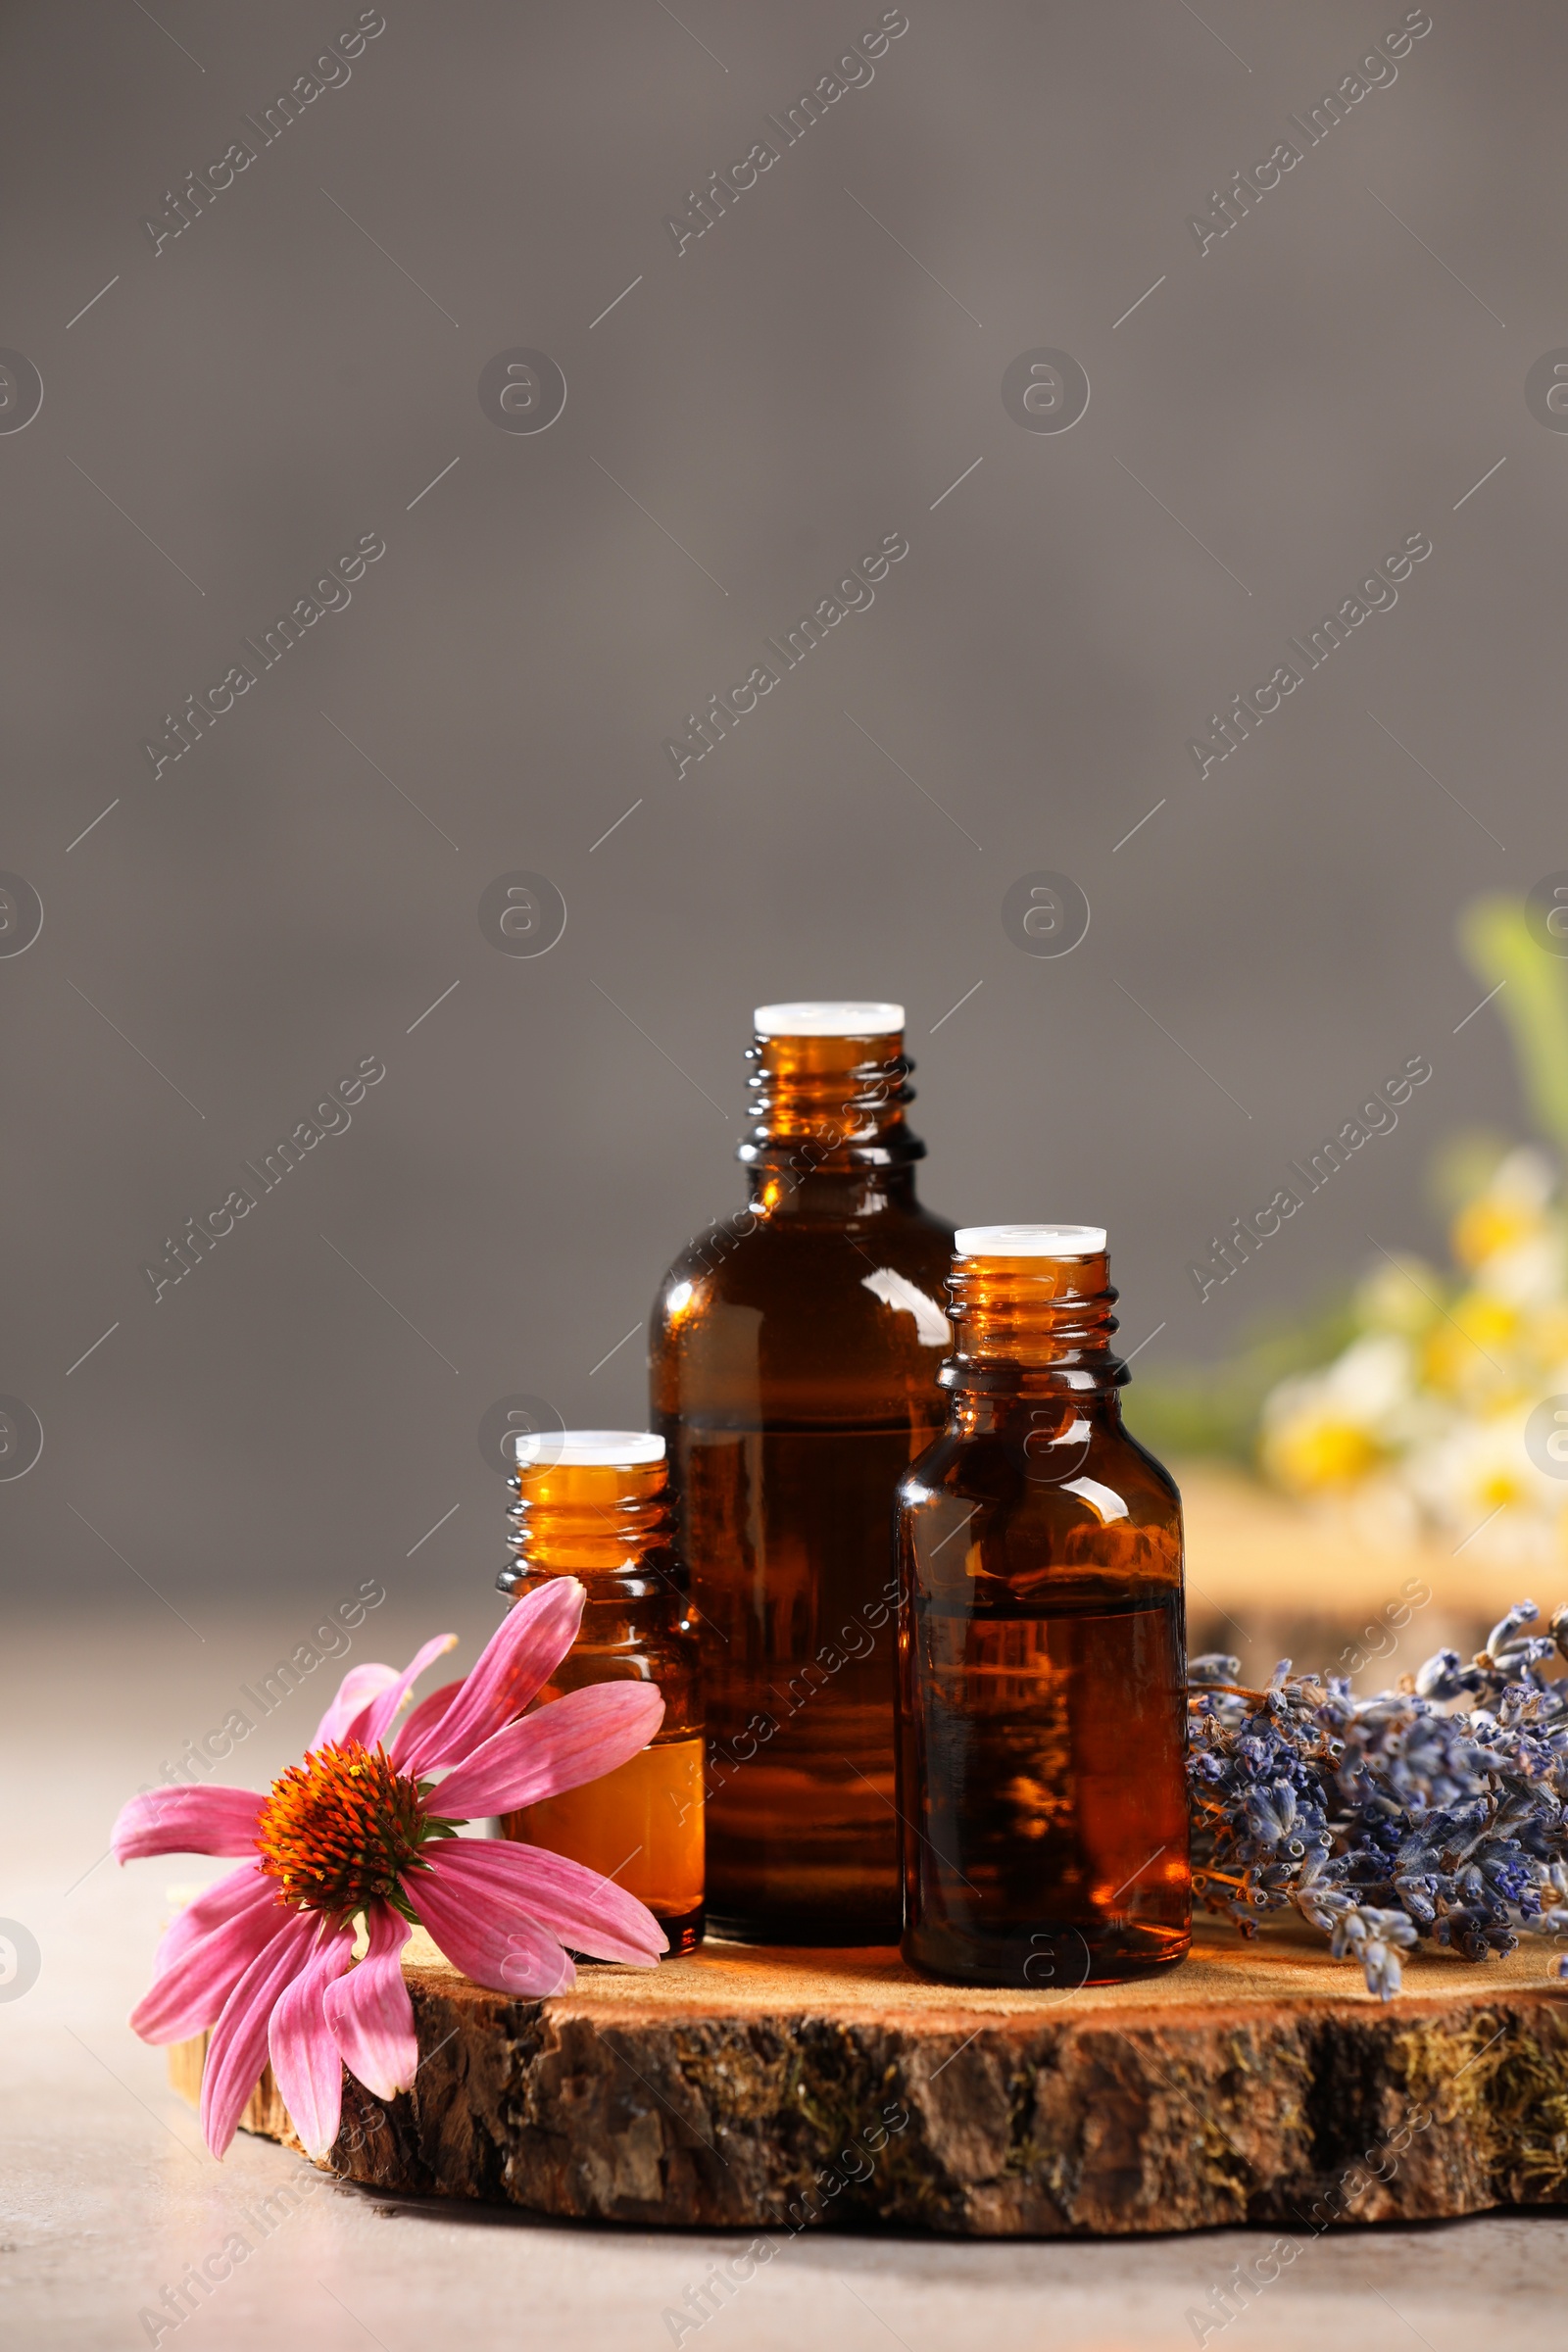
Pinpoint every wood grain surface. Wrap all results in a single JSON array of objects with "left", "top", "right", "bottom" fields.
[{"left": 172, "top": 1923, "right": 1568, "bottom": 2235}]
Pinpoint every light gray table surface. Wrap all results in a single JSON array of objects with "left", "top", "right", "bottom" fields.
[{"left": 8, "top": 1607, "right": 1565, "bottom": 2351}]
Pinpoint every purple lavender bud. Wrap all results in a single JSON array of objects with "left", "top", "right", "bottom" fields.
[
  {"left": 1362, "top": 1940, "right": 1402, "bottom": 2000},
  {"left": 1486, "top": 1601, "right": 1540, "bottom": 1659},
  {"left": 1416, "top": 1649, "right": 1475, "bottom": 1701},
  {"left": 1495, "top": 1637, "right": 1559, "bottom": 1672}
]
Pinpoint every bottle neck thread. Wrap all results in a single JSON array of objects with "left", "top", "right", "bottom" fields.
[
  {"left": 499, "top": 1457, "right": 673, "bottom": 1594},
  {"left": 737, "top": 1029, "right": 925, "bottom": 1173},
  {"left": 942, "top": 1251, "right": 1128, "bottom": 1397}
]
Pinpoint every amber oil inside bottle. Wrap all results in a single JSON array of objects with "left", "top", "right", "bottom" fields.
[
  {"left": 652, "top": 1003, "right": 955, "bottom": 1943},
  {"left": 897, "top": 1226, "right": 1191, "bottom": 1987},
  {"left": 497, "top": 1433, "right": 705, "bottom": 1954}
]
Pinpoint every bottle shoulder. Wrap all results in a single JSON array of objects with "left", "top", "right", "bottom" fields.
[
  {"left": 653, "top": 1210, "right": 953, "bottom": 1342},
  {"left": 658, "top": 1201, "right": 953, "bottom": 1288},
  {"left": 650, "top": 1195, "right": 956, "bottom": 1419},
  {"left": 1114, "top": 1419, "right": 1183, "bottom": 1507},
  {"left": 900, "top": 1422, "right": 1184, "bottom": 1575}
]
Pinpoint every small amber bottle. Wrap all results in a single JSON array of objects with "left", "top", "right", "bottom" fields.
[
  {"left": 897, "top": 1226, "right": 1191, "bottom": 1986},
  {"left": 651, "top": 1002, "right": 955, "bottom": 1943},
  {"left": 497, "top": 1431, "right": 705, "bottom": 1954}
]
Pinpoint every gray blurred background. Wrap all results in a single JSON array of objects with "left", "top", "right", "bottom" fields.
[
  {"left": 9, "top": 9, "right": 1568, "bottom": 2333},
  {"left": 2, "top": 0, "right": 1559, "bottom": 1669}
]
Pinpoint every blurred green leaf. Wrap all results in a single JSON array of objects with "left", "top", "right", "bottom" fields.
[
  {"left": 1124, "top": 1290, "right": 1358, "bottom": 1465},
  {"left": 1459, "top": 895, "right": 1568, "bottom": 1165},
  {"left": 1425, "top": 1126, "right": 1512, "bottom": 1220},
  {"left": 1136, "top": 895, "right": 1568, "bottom": 1461}
]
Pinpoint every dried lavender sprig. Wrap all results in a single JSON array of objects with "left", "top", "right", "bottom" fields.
[{"left": 1187, "top": 1599, "right": 1568, "bottom": 2000}]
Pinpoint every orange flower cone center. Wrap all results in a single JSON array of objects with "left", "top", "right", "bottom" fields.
[{"left": 255, "top": 1739, "right": 434, "bottom": 1918}]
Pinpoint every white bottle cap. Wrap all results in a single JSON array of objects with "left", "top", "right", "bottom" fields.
[
  {"left": 516, "top": 1430, "right": 665, "bottom": 1466},
  {"left": 753, "top": 1000, "right": 905, "bottom": 1038},
  {"left": 954, "top": 1223, "right": 1107, "bottom": 1258}
]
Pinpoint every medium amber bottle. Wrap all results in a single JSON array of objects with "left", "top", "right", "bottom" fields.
[
  {"left": 650, "top": 1002, "right": 955, "bottom": 1943},
  {"left": 497, "top": 1431, "right": 705, "bottom": 1954},
  {"left": 896, "top": 1226, "right": 1191, "bottom": 1986}
]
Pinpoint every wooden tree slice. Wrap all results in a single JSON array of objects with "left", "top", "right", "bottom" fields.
[
  {"left": 172, "top": 1925, "right": 1568, "bottom": 2235},
  {"left": 1175, "top": 1458, "right": 1524, "bottom": 1624}
]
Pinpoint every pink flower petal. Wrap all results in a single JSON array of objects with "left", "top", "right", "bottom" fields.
[
  {"left": 388, "top": 1678, "right": 464, "bottom": 1769},
  {"left": 401, "top": 1581, "right": 584, "bottom": 1777},
  {"left": 322, "top": 1902, "right": 417, "bottom": 2101},
  {"left": 431, "top": 1683, "right": 664, "bottom": 1820},
  {"left": 269, "top": 1921, "right": 356, "bottom": 2158},
  {"left": 419, "top": 1838, "right": 665, "bottom": 1968},
  {"left": 131, "top": 1873, "right": 288, "bottom": 2043},
  {"left": 408, "top": 1852, "right": 575, "bottom": 1997},
  {"left": 112, "top": 1785, "right": 263, "bottom": 1864},
  {"left": 200, "top": 1910, "right": 319, "bottom": 2158},
  {"left": 350, "top": 1634, "right": 458, "bottom": 1751},
  {"left": 152, "top": 1859, "right": 272, "bottom": 1977},
  {"left": 313, "top": 1663, "right": 402, "bottom": 1749}
]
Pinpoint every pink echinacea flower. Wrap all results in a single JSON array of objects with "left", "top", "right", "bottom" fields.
[{"left": 112, "top": 1578, "right": 665, "bottom": 2158}]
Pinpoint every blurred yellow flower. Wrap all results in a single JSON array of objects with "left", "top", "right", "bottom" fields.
[
  {"left": 1260, "top": 1145, "right": 1568, "bottom": 1562},
  {"left": 1452, "top": 1195, "right": 1544, "bottom": 1271},
  {"left": 1264, "top": 1414, "right": 1382, "bottom": 1494}
]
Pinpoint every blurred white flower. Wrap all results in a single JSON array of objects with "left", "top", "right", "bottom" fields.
[{"left": 1404, "top": 1406, "right": 1567, "bottom": 1564}]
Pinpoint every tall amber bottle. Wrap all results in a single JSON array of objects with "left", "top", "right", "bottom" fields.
[
  {"left": 650, "top": 1002, "right": 954, "bottom": 1942},
  {"left": 497, "top": 1431, "right": 705, "bottom": 1954},
  {"left": 896, "top": 1226, "right": 1191, "bottom": 1986}
]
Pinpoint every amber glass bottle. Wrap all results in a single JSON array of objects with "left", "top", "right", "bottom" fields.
[
  {"left": 650, "top": 1002, "right": 955, "bottom": 1943},
  {"left": 897, "top": 1226, "right": 1190, "bottom": 1987},
  {"left": 497, "top": 1432, "right": 705, "bottom": 1955}
]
